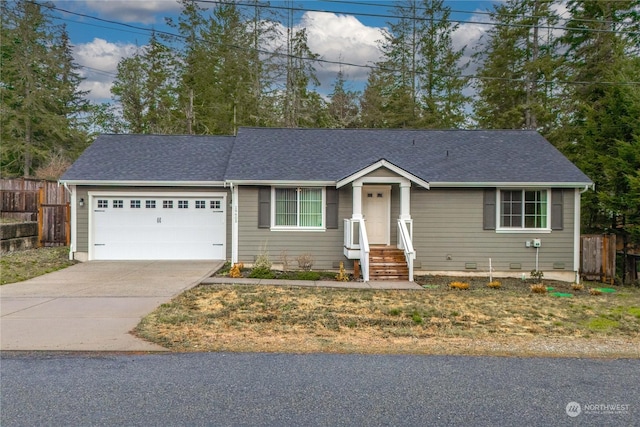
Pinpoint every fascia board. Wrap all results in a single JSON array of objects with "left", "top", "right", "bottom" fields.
[
  {"left": 226, "top": 180, "right": 336, "bottom": 186},
  {"left": 429, "top": 181, "right": 594, "bottom": 189},
  {"left": 58, "top": 180, "right": 225, "bottom": 187}
]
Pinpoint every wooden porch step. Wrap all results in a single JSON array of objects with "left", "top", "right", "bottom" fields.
[{"left": 369, "top": 246, "right": 409, "bottom": 281}]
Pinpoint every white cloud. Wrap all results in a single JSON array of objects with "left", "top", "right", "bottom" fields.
[
  {"left": 74, "top": 38, "right": 140, "bottom": 102},
  {"left": 82, "top": 0, "right": 181, "bottom": 25},
  {"left": 298, "top": 12, "right": 385, "bottom": 92}
]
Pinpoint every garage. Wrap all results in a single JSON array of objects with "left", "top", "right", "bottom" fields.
[{"left": 90, "top": 193, "right": 226, "bottom": 260}]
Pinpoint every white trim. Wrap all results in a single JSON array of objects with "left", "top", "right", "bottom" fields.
[
  {"left": 270, "top": 186, "right": 326, "bottom": 231},
  {"left": 232, "top": 183, "right": 238, "bottom": 264},
  {"left": 60, "top": 180, "right": 225, "bottom": 187},
  {"left": 226, "top": 180, "right": 334, "bottom": 186},
  {"left": 87, "top": 190, "right": 227, "bottom": 261},
  {"left": 88, "top": 190, "right": 223, "bottom": 197},
  {"left": 496, "top": 229, "right": 552, "bottom": 234},
  {"left": 270, "top": 227, "right": 327, "bottom": 232},
  {"left": 496, "top": 188, "right": 552, "bottom": 233},
  {"left": 69, "top": 185, "right": 78, "bottom": 257},
  {"left": 336, "top": 159, "right": 430, "bottom": 189},
  {"left": 574, "top": 188, "right": 581, "bottom": 283},
  {"left": 431, "top": 181, "right": 593, "bottom": 188}
]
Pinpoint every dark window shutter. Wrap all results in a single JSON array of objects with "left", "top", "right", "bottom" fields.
[
  {"left": 258, "top": 187, "right": 270, "bottom": 228},
  {"left": 326, "top": 187, "right": 339, "bottom": 229},
  {"left": 483, "top": 188, "right": 496, "bottom": 230},
  {"left": 551, "top": 189, "right": 563, "bottom": 230}
]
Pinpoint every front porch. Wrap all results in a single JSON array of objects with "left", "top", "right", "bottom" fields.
[{"left": 339, "top": 164, "right": 426, "bottom": 282}]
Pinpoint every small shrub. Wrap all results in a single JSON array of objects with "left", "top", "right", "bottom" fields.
[
  {"left": 571, "top": 283, "right": 584, "bottom": 291},
  {"left": 449, "top": 281, "right": 470, "bottom": 290},
  {"left": 296, "top": 271, "right": 320, "bottom": 281},
  {"left": 530, "top": 283, "right": 547, "bottom": 294},
  {"left": 297, "top": 253, "right": 314, "bottom": 271},
  {"left": 249, "top": 267, "right": 274, "bottom": 279},
  {"left": 335, "top": 261, "right": 349, "bottom": 282},
  {"left": 254, "top": 248, "right": 272, "bottom": 271},
  {"left": 280, "top": 250, "right": 290, "bottom": 272},
  {"left": 229, "top": 263, "right": 244, "bottom": 278},
  {"left": 589, "top": 288, "right": 603, "bottom": 296},
  {"left": 487, "top": 280, "right": 501, "bottom": 289},
  {"left": 216, "top": 261, "right": 232, "bottom": 275},
  {"left": 411, "top": 311, "right": 423, "bottom": 324},
  {"left": 530, "top": 270, "right": 544, "bottom": 282}
]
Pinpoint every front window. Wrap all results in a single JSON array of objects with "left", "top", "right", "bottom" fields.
[
  {"left": 274, "top": 187, "right": 323, "bottom": 228},
  {"left": 500, "top": 190, "right": 547, "bottom": 229}
]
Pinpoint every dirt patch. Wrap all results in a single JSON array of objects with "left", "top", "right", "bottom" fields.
[
  {"left": 1, "top": 247, "right": 76, "bottom": 285},
  {"left": 135, "top": 278, "right": 640, "bottom": 358}
]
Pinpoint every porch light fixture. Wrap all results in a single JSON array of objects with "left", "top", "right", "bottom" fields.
[{"left": 79, "top": 198, "right": 85, "bottom": 207}]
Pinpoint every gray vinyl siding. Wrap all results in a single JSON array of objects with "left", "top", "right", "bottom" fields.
[
  {"left": 411, "top": 188, "right": 576, "bottom": 272},
  {"left": 237, "top": 186, "right": 352, "bottom": 269},
  {"left": 76, "top": 186, "right": 89, "bottom": 252},
  {"left": 74, "top": 186, "right": 231, "bottom": 259}
]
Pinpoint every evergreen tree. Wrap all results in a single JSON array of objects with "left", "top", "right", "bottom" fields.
[
  {"left": 359, "top": 68, "right": 390, "bottom": 128},
  {"left": 473, "top": 0, "right": 560, "bottom": 131},
  {"left": 328, "top": 68, "right": 360, "bottom": 128},
  {"left": 1, "top": 0, "right": 88, "bottom": 177},
  {"left": 283, "top": 27, "right": 322, "bottom": 127},
  {"left": 558, "top": 0, "right": 640, "bottom": 281},
  {"left": 366, "top": 0, "right": 469, "bottom": 129},
  {"left": 111, "top": 52, "right": 146, "bottom": 133}
]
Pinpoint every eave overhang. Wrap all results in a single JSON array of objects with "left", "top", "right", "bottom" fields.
[{"left": 58, "top": 180, "right": 226, "bottom": 187}]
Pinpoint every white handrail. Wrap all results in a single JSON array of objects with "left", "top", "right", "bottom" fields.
[
  {"left": 359, "top": 219, "right": 370, "bottom": 282},
  {"left": 398, "top": 219, "right": 415, "bottom": 282}
]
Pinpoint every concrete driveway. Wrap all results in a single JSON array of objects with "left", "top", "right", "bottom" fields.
[{"left": 0, "top": 261, "right": 221, "bottom": 352}]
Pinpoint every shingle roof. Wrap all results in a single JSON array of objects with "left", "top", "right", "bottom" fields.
[
  {"left": 61, "top": 128, "right": 592, "bottom": 186},
  {"left": 61, "top": 134, "right": 234, "bottom": 182},
  {"left": 225, "top": 127, "right": 592, "bottom": 185}
]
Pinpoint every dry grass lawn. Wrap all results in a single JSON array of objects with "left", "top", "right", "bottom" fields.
[
  {"left": 1, "top": 247, "right": 76, "bottom": 285},
  {"left": 135, "top": 277, "right": 640, "bottom": 358}
]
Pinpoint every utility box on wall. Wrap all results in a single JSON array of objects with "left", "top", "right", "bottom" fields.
[{"left": 532, "top": 239, "right": 541, "bottom": 248}]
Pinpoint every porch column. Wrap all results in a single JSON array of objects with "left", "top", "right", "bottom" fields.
[
  {"left": 352, "top": 182, "right": 363, "bottom": 219},
  {"left": 399, "top": 181, "right": 411, "bottom": 220}
]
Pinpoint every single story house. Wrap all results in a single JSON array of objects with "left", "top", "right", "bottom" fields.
[{"left": 60, "top": 127, "right": 593, "bottom": 282}]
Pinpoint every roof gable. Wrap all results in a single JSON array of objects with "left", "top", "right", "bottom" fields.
[{"left": 336, "top": 159, "right": 430, "bottom": 189}]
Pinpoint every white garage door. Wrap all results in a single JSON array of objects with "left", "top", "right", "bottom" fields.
[{"left": 91, "top": 194, "right": 226, "bottom": 260}]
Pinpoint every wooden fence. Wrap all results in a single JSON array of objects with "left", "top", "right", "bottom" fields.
[
  {"left": 581, "top": 234, "right": 616, "bottom": 284},
  {"left": 0, "top": 178, "right": 70, "bottom": 247}
]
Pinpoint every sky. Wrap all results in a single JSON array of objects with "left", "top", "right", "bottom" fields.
[{"left": 47, "top": 0, "right": 504, "bottom": 104}]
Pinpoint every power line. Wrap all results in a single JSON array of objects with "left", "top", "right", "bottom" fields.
[
  {"left": 324, "top": 0, "right": 640, "bottom": 30},
  {"left": 197, "top": 0, "right": 640, "bottom": 36},
  {"left": 55, "top": 15, "right": 154, "bottom": 40},
  {"left": 79, "top": 65, "right": 118, "bottom": 78},
  {"left": 34, "top": 0, "right": 640, "bottom": 88}
]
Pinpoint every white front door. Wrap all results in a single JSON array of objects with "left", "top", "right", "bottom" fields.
[{"left": 362, "top": 186, "right": 390, "bottom": 245}]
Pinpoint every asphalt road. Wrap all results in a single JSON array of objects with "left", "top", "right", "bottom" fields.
[{"left": 1, "top": 352, "right": 637, "bottom": 426}]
